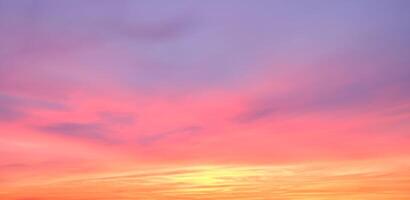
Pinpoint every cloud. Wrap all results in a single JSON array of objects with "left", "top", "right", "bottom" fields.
[
  {"left": 235, "top": 105, "right": 277, "bottom": 123},
  {"left": 0, "top": 93, "right": 65, "bottom": 110},
  {"left": 99, "top": 111, "right": 136, "bottom": 125},
  {"left": 113, "top": 14, "right": 198, "bottom": 42},
  {"left": 0, "top": 106, "right": 24, "bottom": 121},
  {"left": 0, "top": 163, "right": 28, "bottom": 170},
  {"left": 235, "top": 63, "right": 410, "bottom": 123},
  {"left": 138, "top": 126, "right": 202, "bottom": 145},
  {"left": 38, "top": 122, "right": 106, "bottom": 140},
  {"left": 0, "top": 93, "right": 65, "bottom": 121}
]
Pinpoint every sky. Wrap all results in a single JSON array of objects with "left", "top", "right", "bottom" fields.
[{"left": 0, "top": 0, "right": 409, "bottom": 199}]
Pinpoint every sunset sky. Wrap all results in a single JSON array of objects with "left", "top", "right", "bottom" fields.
[{"left": 0, "top": 1, "right": 410, "bottom": 199}]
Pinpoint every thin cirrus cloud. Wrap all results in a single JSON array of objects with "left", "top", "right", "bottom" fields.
[
  {"left": 0, "top": 0, "right": 409, "bottom": 199},
  {"left": 137, "top": 126, "right": 202, "bottom": 145},
  {"left": 37, "top": 122, "right": 106, "bottom": 140},
  {"left": 0, "top": 93, "right": 65, "bottom": 122}
]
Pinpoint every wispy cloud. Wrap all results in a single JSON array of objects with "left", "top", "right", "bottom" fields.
[
  {"left": 99, "top": 111, "right": 136, "bottom": 125},
  {"left": 138, "top": 126, "right": 202, "bottom": 145},
  {"left": 37, "top": 122, "right": 106, "bottom": 141},
  {"left": 0, "top": 93, "right": 65, "bottom": 122}
]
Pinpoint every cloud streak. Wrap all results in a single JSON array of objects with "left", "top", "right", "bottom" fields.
[{"left": 39, "top": 122, "right": 103, "bottom": 138}]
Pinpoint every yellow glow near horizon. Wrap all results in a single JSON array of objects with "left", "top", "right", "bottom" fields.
[{"left": 2, "top": 158, "right": 409, "bottom": 200}]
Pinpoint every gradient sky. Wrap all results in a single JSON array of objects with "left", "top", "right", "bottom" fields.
[{"left": 1, "top": 1, "right": 410, "bottom": 199}]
